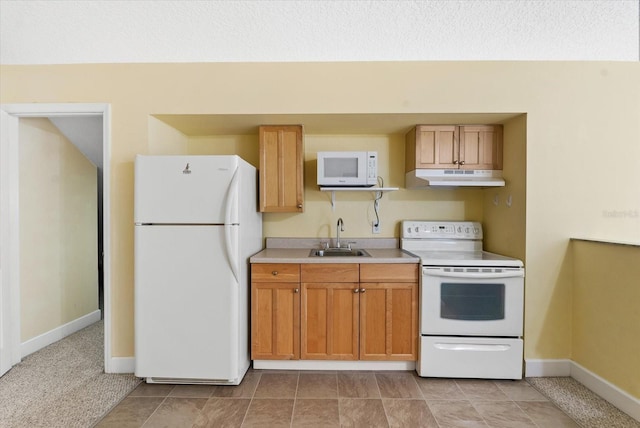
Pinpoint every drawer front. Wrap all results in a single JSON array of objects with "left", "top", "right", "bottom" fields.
[
  {"left": 301, "top": 264, "right": 359, "bottom": 283},
  {"left": 418, "top": 336, "right": 523, "bottom": 380},
  {"left": 252, "top": 264, "right": 300, "bottom": 282},
  {"left": 360, "top": 263, "right": 418, "bottom": 283}
]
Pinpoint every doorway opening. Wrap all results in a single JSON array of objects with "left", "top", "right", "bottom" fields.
[{"left": 0, "top": 104, "right": 112, "bottom": 376}]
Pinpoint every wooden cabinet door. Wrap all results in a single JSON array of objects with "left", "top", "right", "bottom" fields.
[
  {"left": 259, "top": 125, "right": 304, "bottom": 213},
  {"left": 459, "top": 125, "right": 503, "bottom": 170},
  {"left": 251, "top": 282, "right": 300, "bottom": 360},
  {"left": 301, "top": 282, "right": 360, "bottom": 360},
  {"left": 406, "top": 125, "right": 458, "bottom": 170},
  {"left": 360, "top": 263, "right": 419, "bottom": 283},
  {"left": 359, "top": 282, "right": 418, "bottom": 360}
]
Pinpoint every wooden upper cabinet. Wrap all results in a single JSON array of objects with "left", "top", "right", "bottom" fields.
[
  {"left": 406, "top": 125, "right": 458, "bottom": 170},
  {"left": 259, "top": 125, "right": 304, "bottom": 213},
  {"left": 406, "top": 124, "right": 503, "bottom": 171},
  {"left": 459, "top": 125, "right": 503, "bottom": 170}
]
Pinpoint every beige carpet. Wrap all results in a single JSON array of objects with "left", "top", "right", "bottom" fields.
[
  {"left": 527, "top": 377, "right": 640, "bottom": 428},
  {"left": 0, "top": 320, "right": 140, "bottom": 428}
]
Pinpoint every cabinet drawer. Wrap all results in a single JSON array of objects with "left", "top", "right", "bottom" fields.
[
  {"left": 301, "top": 264, "right": 359, "bottom": 283},
  {"left": 252, "top": 264, "right": 300, "bottom": 282},
  {"left": 360, "top": 263, "right": 418, "bottom": 283}
]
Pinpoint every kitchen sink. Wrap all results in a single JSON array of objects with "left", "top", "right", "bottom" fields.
[{"left": 309, "top": 248, "right": 371, "bottom": 257}]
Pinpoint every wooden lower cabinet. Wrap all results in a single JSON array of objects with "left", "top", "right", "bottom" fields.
[
  {"left": 251, "top": 262, "right": 418, "bottom": 361},
  {"left": 359, "top": 283, "right": 417, "bottom": 360},
  {"left": 251, "top": 264, "right": 300, "bottom": 360},
  {"left": 301, "top": 282, "right": 360, "bottom": 360},
  {"left": 300, "top": 263, "right": 360, "bottom": 360},
  {"left": 359, "top": 264, "right": 419, "bottom": 361}
]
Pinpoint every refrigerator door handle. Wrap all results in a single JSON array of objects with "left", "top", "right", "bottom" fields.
[{"left": 224, "top": 167, "right": 240, "bottom": 283}]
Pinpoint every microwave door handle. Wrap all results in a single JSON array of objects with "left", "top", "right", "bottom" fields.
[{"left": 424, "top": 270, "right": 524, "bottom": 279}]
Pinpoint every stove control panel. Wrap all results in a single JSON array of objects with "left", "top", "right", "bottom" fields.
[{"left": 401, "top": 221, "right": 483, "bottom": 240}]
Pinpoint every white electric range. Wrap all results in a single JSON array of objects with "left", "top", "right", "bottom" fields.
[{"left": 401, "top": 221, "right": 525, "bottom": 380}]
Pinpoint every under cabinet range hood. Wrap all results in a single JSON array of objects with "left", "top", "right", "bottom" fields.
[{"left": 406, "top": 169, "right": 506, "bottom": 188}]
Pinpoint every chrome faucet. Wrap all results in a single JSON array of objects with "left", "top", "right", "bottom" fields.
[{"left": 336, "top": 218, "right": 344, "bottom": 248}]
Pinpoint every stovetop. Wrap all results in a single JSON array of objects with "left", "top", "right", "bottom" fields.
[
  {"left": 405, "top": 249, "right": 524, "bottom": 268},
  {"left": 400, "top": 220, "right": 523, "bottom": 268}
]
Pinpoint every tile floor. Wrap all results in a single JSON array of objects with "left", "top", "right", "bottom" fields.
[{"left": 96, "top": 369, "right": 581, "bottom": 427}]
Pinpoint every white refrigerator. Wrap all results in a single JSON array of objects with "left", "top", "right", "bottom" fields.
[{"left": 134, "top": 155, "right": 262, "bottom": 385}]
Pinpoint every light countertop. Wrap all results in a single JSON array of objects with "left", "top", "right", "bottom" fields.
[
  {"left": 250, "top": 247, "right": 419, "bottom": 264},
  {"left": 250, "top": 238, "right": 419, "bottom": 264}
]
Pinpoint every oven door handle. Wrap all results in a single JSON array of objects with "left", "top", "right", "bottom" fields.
[{"left": 423, "top": 270, "right": 524, "bottom": 279}]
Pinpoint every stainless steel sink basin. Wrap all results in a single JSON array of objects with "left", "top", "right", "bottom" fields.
[{"left": 309, "top": 248, "right": 371, "bottom": 257}]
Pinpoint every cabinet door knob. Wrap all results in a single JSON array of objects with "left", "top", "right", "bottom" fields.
[
  {"left": 360, "top": 288, "right": 366, "bottom": 293},
  {"left": 453, "top": 160, "right": 459, "bottom": 165},
  {"left": 272, "top": 271, "right": 278, "bottom": 276},
  {"left": 353, "top": 288, "right": 360, "bottom": 293},
  {"left": 297, "top": 204, "right": 302, "bottom": 208},
  {"left": 459, "top": 160, "right": 465, "bottom": 165},
  {"left": 294, "top": 288, "right": 299, "bottom": 293}
]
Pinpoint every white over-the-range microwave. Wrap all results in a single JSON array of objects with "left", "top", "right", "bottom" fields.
[{"left": 317, "top": 151, "right": 378, "bottom": 187}]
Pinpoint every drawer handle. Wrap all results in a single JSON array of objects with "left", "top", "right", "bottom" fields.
[{"left": 272, "top": 271, "right": 278, "bottom": 276}]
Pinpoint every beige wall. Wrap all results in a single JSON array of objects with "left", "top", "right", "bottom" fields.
[
  {"left": 19, "top": 118, "right": 98, "bottom": 341},
  {"left": 2, "top": 63, "right": 639, "bottom": 380},
  {"left": 572, "top": 240, "right": 640, "bottom": 398}
]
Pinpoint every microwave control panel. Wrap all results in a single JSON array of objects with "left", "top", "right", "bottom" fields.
[{"left": 367, "top": 152, "right": 377, "bottom": 180}]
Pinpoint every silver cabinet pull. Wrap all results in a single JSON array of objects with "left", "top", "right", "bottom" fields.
[
  {"left": 360, "top": 288, "right": 366, "bottom": 293},
  {"left": 353, "top": 288, "right": 360, "bottom": 293},
  {"left": 294, "top": 288, "right": 299, "bottom": 293},
  {"left": 272, "top": 271, "right": 278, "bottom": 276}
]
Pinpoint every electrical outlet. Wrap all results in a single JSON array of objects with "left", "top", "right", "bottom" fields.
[{"left": 372, "top": 222, "right": 381, "bottom": 234}]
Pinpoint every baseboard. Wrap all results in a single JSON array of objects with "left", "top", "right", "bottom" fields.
[
  {"left": 570, "top": 361, "right": 640, "bottom": 422},
  {"left": 21, "top": 310, "right": 101, "bottom": 358},
  {"left": 107, "top": 357, "right": 135, "bottom": 374},
  {"left": 525, "top": 359, "right": 571, "bottom": 377},
  {"left": 253, "top": 360, "right": 415, "bottom": 371}
]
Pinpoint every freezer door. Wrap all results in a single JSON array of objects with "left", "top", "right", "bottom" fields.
[
  {"left": 134, "top": 155, "right": 239, "bottom": 224},
  {"left": 135, "top": 225, "right": 244, "bottom": 381}
]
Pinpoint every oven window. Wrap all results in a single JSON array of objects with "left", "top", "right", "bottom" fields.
[{"left": 440, "top": 283, "right": 505, "bottom": 321}]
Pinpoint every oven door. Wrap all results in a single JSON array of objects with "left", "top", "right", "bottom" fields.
[{"left": 421, "top": 266, "right": 524, "bottom": 336}]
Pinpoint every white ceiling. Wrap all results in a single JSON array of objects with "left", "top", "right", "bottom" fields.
[{"left": 1, "top": 1, "right": 638, "bottom": 65}]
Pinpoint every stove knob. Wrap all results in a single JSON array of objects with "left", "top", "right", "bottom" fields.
[
  {"left": 457, "top": 226, "right": 462, "bottom": 233},
  {"left": 414, "top": 227, "right": 419, "bottom": 233},
  {"left": 465, "top": 227, "right": 470, "bottom": 233}
]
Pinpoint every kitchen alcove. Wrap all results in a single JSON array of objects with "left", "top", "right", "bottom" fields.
[{"left": 148, "top": 112, "right": 526, "bottom": 262}]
